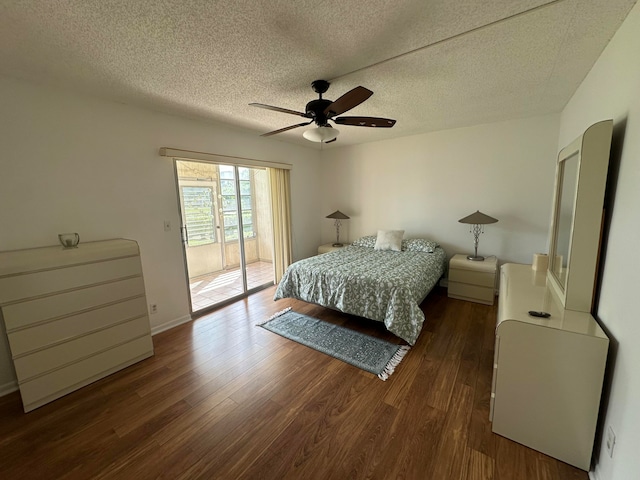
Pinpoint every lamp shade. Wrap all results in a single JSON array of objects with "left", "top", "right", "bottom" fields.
[
  {"left": 458, "top": 210, "right": 498, "bottom": 225},
  {"left": 303, "top": 126, "right": 339, "bottom": 143},
  {"left": 326, "top": 210, "right": 350, "bottom": 220}
]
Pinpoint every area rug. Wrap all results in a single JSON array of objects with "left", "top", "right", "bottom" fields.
[{"left": 258, "top": 308, "right": 410, "bottom": 380}]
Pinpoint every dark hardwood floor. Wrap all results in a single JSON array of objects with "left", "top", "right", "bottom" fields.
[{"left": 0, "top": 286, "right": 588, "bottom": 479}]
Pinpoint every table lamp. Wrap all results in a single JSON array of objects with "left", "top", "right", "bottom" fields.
[
  {"left": 326, "top": 210, "right": 350, "bottom": 247},
  {"left": 458, "top": 210, "right": 498, "bottom": 261}
]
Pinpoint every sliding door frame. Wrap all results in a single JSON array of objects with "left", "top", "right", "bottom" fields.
[{"left": 171, "top": 154, "right": 286, "bottom": 316}]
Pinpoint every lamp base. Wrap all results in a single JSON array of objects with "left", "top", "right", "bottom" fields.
[
  {"left": 467, "top": 255, "right": 485, "bottom": 261},
  {"left": 332, "top": 243, "right": 344, "bottom": 247}
]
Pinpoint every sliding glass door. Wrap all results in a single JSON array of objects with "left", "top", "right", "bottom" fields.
[{"left": 175, "top": 160, "right": 274, "bottom": 313}]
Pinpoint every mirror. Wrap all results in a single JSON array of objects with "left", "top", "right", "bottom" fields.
[
  {"left": 550, "top": 152, "right": 579, "bottom": 290},
  {"left": 546, "top": 120, "right": 612, "bottom": 312}
]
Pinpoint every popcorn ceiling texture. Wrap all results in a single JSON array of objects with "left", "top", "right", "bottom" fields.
[{"left": 0, "top": 0, "right": 635, "bottom": 147}]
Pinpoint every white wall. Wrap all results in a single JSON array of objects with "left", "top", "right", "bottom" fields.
[
  {"left": 319, "top": 115, "right": 560, "bottom": 265},
  {"left": 558, "top": 3, "right": 640, "bottom": 479},
  {"left": 0, "top": 76, "right": 321, "bottom": 392}
]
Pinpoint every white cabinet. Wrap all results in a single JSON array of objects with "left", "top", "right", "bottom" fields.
[
  {"left": 0, "top": 239, "right": 154, "bottom": 412},
  {"left": 491, "top": 263, "right": 608, "bottom": 470},
  {"left": 448, "top": 254, "right": 497, "bottom": 305}
]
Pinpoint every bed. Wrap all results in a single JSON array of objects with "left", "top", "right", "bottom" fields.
[{"left": 273, "top": 235, "right": 447, "bottom": 345}]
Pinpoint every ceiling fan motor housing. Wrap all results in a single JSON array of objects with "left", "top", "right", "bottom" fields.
[{"left": 306, "top": 98, "right": 333, "bottom": 126}]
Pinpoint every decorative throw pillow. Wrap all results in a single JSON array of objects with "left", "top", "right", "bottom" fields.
[
  {"left": 374, "top": 230, "right": 404, "bottom": 251},
  {"left": 401, "top": 238, "right": 439, "bottom": 253},
  {"left": 351, "top": 235, "right": 377, "bottom": 248}
]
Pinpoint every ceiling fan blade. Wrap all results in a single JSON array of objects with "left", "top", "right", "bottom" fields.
[
  {"left": 334, "top": 116, "right": 396, "bottom": 128},
  {"left": 323, "top": 86, "right": 373, "bottom": 117},
  {"left": 250, "top": 103, "right": 308, "bottom": 118},
  {"left": 261, "top": 121, "right": 313, "bottom": 137}
]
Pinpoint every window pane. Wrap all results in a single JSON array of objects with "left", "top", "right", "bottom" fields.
[
  {"left": 240, "top": 195, "right": 252, "bottom": 210},
  {"left": 223, "top": 212, "right": 238, "bottom": 226},
  {"left": 242, "top": 210, "right": 254, "bottom": 238},
  {"left": 219, "top": 165, "right": 235, "bottom": 179},
  {"left": 220, "top": 179, "right": 235, "bottom": 196},
  {"left": 238, "top": 167, "right": 250, "bottom": 180},
  {"left": 243, "top": 224, "right": 255, "bottom": 238},
  {"left": 182, "top": 186, "right": 216, "bottom": 246},
  {"left": 222, "top": 195, "right": 237, "bottom": 212},
  {"left": 239, "top": 180, "right": 251, "bottom": 195},
  {"left": 225, "top": 226, "right": 239, "bottom": 241},
  {"left": 217, "top": 166, "right": 258, "bottom": 242}
]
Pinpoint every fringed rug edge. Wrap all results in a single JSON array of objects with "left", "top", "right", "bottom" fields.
[
  {"left": 377, "top": 345, "right": 411, "bottom": 381},
  {"left": 256, "top": 306, "right": 292, "bottom": 326}
]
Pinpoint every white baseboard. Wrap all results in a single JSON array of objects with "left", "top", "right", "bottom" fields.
[
  {"left": 0, "top": 380, "right": 18, "bottom": 397},
  {"left": 151, "top": 314, "right": 192, "bottom": 336}
]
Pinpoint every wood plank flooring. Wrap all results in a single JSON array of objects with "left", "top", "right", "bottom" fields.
[{"left": 0, "top": 286, "right": 589, "bottom": 479}]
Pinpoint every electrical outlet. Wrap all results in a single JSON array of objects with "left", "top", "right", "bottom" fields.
[
  {"left": 605, "top": 426, "right": 616, "bottom": 458},
  {"left": 149, "top": 304, "right": 158, "bottom": 314},
  {"left": 164, "top": 220, "right": 171, "bottom": 232}
]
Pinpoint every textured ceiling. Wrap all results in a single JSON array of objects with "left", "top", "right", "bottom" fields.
[{"left": 0, "top": 0, "right": 636, "bottom": 148}]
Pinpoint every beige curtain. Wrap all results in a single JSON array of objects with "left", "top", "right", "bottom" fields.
[{"left": 268, "top": 168, "right": 293, "bottom": 283}]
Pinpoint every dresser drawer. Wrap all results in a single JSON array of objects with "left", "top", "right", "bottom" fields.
[
  {"left": 0, "top": 256, "right": 142, "bottom": 304},
  {"left": 13, "top": 316, "right": 152, "bottom": 380},
  {"left": 448, "top": 281, "right": 494, "bottom": 304},
  {"left": 490, "top": 336, "right": 500, "bottom": 421},
  {"left": 7, "top": 297, "right": 149, "bottom": 356},
  {"left": 19, "top": 336, "right": 154, "bottom": 412},
  {"left": 449, "top": 267, "right": 496, "bottom": 288},
  {"left": 2, "top": 277, "right": 146, "bottom": 331}
]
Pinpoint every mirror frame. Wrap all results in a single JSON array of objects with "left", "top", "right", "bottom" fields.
[{"left": 546, "top": 120, "right": 612, "bottom": 312}]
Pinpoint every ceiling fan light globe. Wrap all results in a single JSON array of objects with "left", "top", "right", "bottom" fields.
[{"left": 303, "top": 126, "right": 339, "bottom": 143}]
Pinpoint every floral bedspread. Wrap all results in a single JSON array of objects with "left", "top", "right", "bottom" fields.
[{"left": 273, "top": 245, "right": 446, "bottom": 345}]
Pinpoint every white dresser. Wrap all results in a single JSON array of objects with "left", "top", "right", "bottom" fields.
[
  {"left": 491, "top": 263, "right": 608, "bottom": 470},
  {"left": 0, "top": 239, "right": 154, "bottom": 412}
]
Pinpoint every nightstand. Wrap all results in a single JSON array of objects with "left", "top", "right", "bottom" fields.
[
  {"left": 317, "top": 243, "right": 345, "bottom": 254},
  {"left": 448, "top": 254, "right": 498, "bottom": 305}
]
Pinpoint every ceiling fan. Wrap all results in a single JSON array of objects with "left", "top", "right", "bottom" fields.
[{"left": 250, "top": 80, "right": 396, "bottom": 143}]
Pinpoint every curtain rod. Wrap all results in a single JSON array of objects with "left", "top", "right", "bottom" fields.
[{"left": 159, "top": 147, "right": 293, "bottom": 170}]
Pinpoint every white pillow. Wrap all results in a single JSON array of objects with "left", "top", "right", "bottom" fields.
[{"left": 374, "top": 230, "right": 404, "bottom": 251}]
